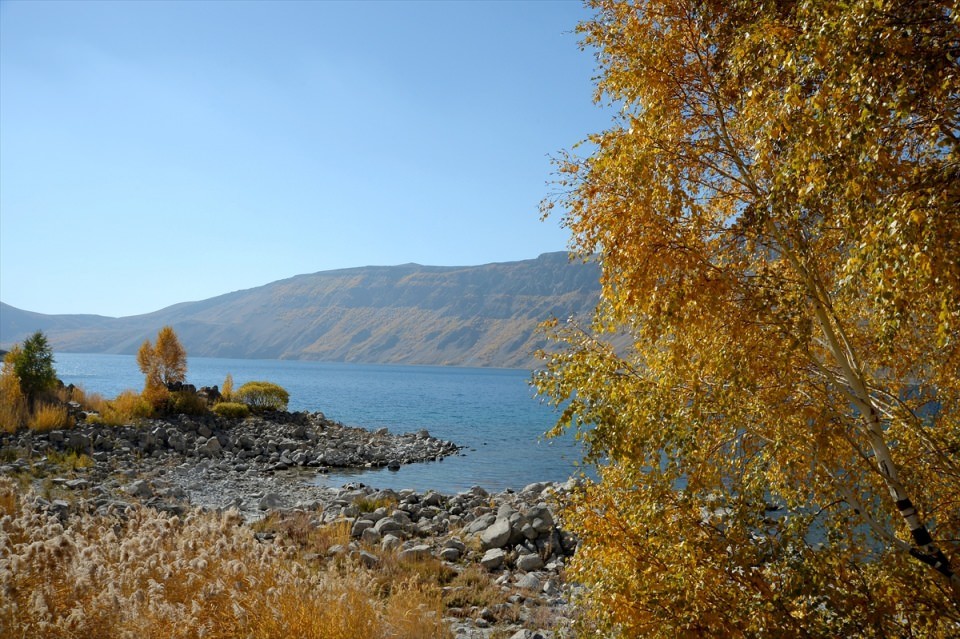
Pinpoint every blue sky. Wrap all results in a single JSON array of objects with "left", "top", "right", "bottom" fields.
[{"left": 1, "top": 0, "right": 608, "bottom": 318}]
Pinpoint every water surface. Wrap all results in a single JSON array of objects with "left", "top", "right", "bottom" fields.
[{"left": 53, "top": 353, "right": 587, "bottom": 493}]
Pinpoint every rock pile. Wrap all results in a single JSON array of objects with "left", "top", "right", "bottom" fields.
[{"left": 0, "top": 411, "right": 460, "bottom": 475}]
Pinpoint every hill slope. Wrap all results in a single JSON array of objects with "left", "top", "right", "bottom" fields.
[{"left": 0, "top": 253, "right": 600, "bottom": 368}]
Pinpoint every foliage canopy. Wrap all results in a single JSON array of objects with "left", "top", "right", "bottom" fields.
[
  {"left": 537, "top": 0, "right": 960, "bottom": 635},
  {"left": 136, "top": 326, "right": 187, "bottom": 392}
]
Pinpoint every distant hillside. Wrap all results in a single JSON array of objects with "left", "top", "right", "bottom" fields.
[{"left": 0, "top": 253, "right": 601, "bottom": 368}]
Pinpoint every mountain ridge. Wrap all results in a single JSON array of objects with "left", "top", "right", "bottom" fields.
[{"left": 0, "top": 252, "right": 601, "bottom": 369}]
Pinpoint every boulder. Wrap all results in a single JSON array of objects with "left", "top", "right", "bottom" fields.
[
  {"left": 480, "top": 548, "right": 505, "bottom": 570},
  {"left": 480, "top": 517, "right": 512, "bottom": 549},
  {"left": 374, "top": 517, "right": 403, "bottom": 536},
  {"left": 124, "top": 480, "right": 153, "bottom": 499},
  {"left": 381, "top": 534, "right": 402, "bottom": 552},
  {"left": 516, "top": 553, "right": 545, "bottom": 572},
  {"left": 439, "top": 547, "right": 461, "bottom": 561},
  {"left": 463, "top": 513, "right": 497, "bottom": 535},
  {"left": 515, "top": 573, "right": 542, "bottom": 591},
  {"left": 361, "top": 527, "right": 382, "bottom": 545},
  {"left": 398, "top": 544, "right": 432, "bottom": 562},
  {"left": 358, "top": 550, "right": 379, "bottom": 568},
  {"left": 199, "top": 437, "right": 222, "bottom": 457},
  {"left": 258, "top": 492, "right": 283, "bottom": 510}
]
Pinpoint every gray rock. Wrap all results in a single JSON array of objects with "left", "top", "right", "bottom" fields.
[
  {"left": 200, "top": 437, "right": 222, "bottom": 457},
  {"left": 463, "top": 513, "right": 497, "bottom": 535},
  {"left": 529, "top": 505, "right": 555, "bottom": 533},
  {"left": 124, "top": 480, "right": 153, "bottom": 498},
  {"left": 515, "top": 573, "right": 542, "bottom": 591},
  {"left": 516, "top": 553, "right": 545, "bottom": 572},
  {"left": 480, "top": 517, "right": 512, "bottom": 549},
  {"left": 398, "top": 544, "right": 432, "bottom": 562},
  {"left": 480, "top": 548, "right": 505, "bottom": 570},
  {"left": 381, "top": 534, "right": 402, "bottom": 552},
  {"left": 358, "top": 550, "right": 379, "bottom": 568},
  {"left": 351, "top": 519, "right": 374, "bottom": 538},
  {"left": 443, "top": 537, "right": 466, "bottom": 552},
  {"left": 67, "top": 433, "right": 91, "bottom": 450},
  {"left": 258, "top": 492, "right": 283, "bottom": 510},
  {"left": 543, "top": 579, "right": 561, "bottom": 597},
  {"left": 361, "top": 527, "right": 382, "bottom": 545},
  {"left": 439, "top": 547, "right": 461, "bottom": 562},
  {"left": 374, "top": 517, "right": 403, "bottom": 535}
]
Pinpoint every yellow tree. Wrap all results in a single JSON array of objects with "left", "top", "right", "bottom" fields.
[
  {"left": 137, "top": 326, "right": 187, "bottom": 392},
  {"left": 537, "top": 0, "right": 960, "bottom": 635}
]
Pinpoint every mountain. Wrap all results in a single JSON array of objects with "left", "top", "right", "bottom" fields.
[{"left": 0, "top": 252, "right": 601, "bottom": 368}]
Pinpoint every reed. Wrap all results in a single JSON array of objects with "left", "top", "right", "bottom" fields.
[{"left": 0, "top": 478, "right": 454, "bottom": 638}]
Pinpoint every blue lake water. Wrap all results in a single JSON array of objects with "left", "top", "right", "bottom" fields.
[{"left": 53, "top": 353, "right": 588, "bottom": 494}]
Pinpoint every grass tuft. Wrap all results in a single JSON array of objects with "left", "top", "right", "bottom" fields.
[
  {"left": 0, "top": 479, "right": 454, "bottom": 638},
  {"left": 29, "top": 402, "right": 71, "bottom": 432}
]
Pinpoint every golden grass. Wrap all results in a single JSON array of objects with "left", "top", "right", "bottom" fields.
[
  {"left": 85, "top": 390, "right": 153, "bottom": 426},
  {"left": 28, "top": 402, "right": 71, "bottom": 432},
  {"left": 45, "top": 450, "right": 94, "bottom": 471},
  {"left": 354, "top": 494, "right": 399, "bottom": 513},
  {"left": 0, "top": 478, "right": 454, "bottom": 638}
]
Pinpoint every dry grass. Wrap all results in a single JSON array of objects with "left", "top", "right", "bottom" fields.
[
  {"left": 355, "top": 494, "right": 399, "bottom": 513},
  {"left": 28, "top": 403, "right": 71, "bottom": 432},
  {"left": 45, "top": 450, "right": 94, "bottom": 471},
  {"left": 85, "top": 389, "right": 153, "bottom": 426},
  {"left": 0, "top": 479, "right": 453, "bottom": 638}
]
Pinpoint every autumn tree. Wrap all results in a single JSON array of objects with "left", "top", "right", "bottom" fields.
[
  {"left": 536, "top": 0, "right": 960, "bottom": 635},
  {"left": 137, "top": 326, "right": 187, "bottom": 393}
]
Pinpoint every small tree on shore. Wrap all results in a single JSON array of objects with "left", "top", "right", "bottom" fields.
[
  {"left": 10, "top": 331, "right": 57, "bottom": 408},
  {"left": 221, "top": 373, "right": 234, "bottom": 402},
  {"left": 137, "top": 326, "right": 187, "bottom": 402}
]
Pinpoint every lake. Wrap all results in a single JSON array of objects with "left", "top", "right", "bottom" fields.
[{"left": 52, "top": 353, "right": 588, "bottom": 494}]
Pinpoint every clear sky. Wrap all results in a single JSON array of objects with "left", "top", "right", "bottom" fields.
[{"left": 0, "top": 0, "right": 608, "bottom": 318}]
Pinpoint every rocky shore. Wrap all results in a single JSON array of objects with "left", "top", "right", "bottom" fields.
[{"left": 0, "top": 411, "right": 583, "bottom": 638}]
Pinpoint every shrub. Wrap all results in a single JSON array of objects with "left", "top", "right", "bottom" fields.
[
  {"left": 28, "top": 402, "right": 71, "bottom": 432},
  {"left": 355, "top": 495, "right": 398, "bottom": 513},
  {"left": 169, "top": 390, "right": 208, "bottom": 416},
  {"left": 213, "top": 401, "right": 250, "bottom": 419},
  {"left": 236, "top": 381, "right": 289, "bottom": 412},
  {"left": 88, "top": 390, "right": 153, "bottom": 426}
]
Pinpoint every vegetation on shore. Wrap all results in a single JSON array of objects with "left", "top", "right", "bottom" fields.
[{"left": 0, "top": 327, "right": 290, "bottom": 434}]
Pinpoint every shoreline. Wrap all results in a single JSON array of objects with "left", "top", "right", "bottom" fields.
[{"left": 0, "top": 411, "right": 582, "bottom": 638}]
